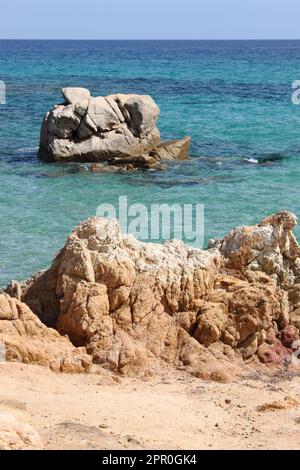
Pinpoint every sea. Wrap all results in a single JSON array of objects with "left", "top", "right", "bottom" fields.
[{"left": 1, "top": 40, "right": 300, "bottom": 286}]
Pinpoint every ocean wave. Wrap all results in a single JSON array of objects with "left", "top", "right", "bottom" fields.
[
  {"left": 243, "top": 157, "right": 259, "bottom": 164},
  {"left": 17, "top": 147, "right": 39, "bottom": 153}
]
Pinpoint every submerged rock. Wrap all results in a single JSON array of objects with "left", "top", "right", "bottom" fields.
[
  {"left": 6, "top": 211, "right": 300, "bottom": 380},
  {"left": 39, "top": 88, "right": 190, "bottom": 170}
]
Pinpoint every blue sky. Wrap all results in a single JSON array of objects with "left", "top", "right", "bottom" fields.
[{"left": 1, "top": 0, "right": 300, "bottom": 39}]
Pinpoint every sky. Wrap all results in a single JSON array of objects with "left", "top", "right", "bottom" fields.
[{"left": 1, "top": 0, "right": 300, "bottom": 40}]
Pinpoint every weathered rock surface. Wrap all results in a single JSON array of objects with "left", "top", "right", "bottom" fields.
[
  {"left": 6, "top": 211, "right": 300, "bottom": 380},
  {"left": 0, "top": 412, "right": 42, "bottom": 450},
  {"left": 0, "top": 293, "right": 91, "bottom": 373},
  {"left": 210, "top": 212, "right": 300, "bottom": 289},
  {"left": 39, "top": 88, "right": 190, "bottom": 169}
]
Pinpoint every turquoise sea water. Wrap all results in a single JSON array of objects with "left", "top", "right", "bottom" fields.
[{"left": 1, "top": 40, "right": 300, "bottom": 286}]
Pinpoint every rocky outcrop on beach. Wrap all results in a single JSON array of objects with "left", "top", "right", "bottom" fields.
[
  {"left": 39, "top": 88, "right": 190, "bottom": 170},
  {"left": 209, "top": 211, "right": 300, "bottom": 289},
  {"left": 0, "top": 293, "right": 91, "bottom": 373},
  {"left": 6, "top": 211, "right": 300, "bottom": 381},
  {"left": 0, "top": 412, "right": 42, "bottom": 450}
]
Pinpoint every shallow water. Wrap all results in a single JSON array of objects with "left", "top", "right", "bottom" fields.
[{"left": 1, "top": 40, "right": 300, "bottom": 286}]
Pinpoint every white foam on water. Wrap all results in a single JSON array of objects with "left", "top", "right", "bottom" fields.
[{"left": 18, "top": 147, "right": 39, "bottom": 153}]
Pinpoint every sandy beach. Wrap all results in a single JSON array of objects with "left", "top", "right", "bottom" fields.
[{"left": 1, "top": 362, "right": 300, "bottom": 450}]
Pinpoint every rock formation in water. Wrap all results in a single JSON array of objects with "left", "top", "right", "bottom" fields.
[
  {"left": 5, "top": 211, "right": 300, "bottom": 381},
  {"left": 39, "top": 87, "right": 190, "bottom": 170}
]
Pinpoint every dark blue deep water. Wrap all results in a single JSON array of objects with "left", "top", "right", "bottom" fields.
[{"left": 1, "top": 40, "right": 300, "bottom": 285}]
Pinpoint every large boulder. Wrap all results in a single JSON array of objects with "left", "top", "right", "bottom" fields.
[
  {"left": 62, "top": 87, "right": 91, "bottom": 105},
  {"left": 7, "top": 212, "right": 300, "bottom": 380},
  {"left": 39, "top": 88, "right": 191, "bottom": 168}
]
